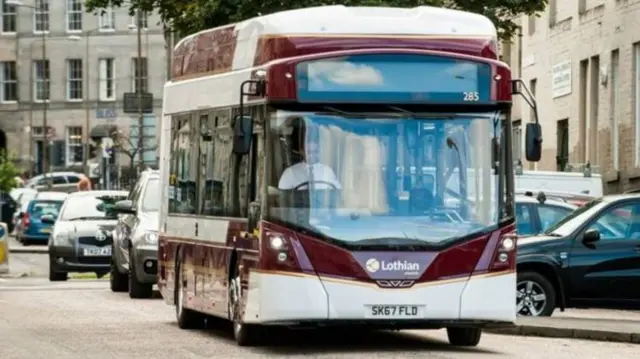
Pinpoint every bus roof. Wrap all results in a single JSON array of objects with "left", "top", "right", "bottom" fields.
[
  {"left": 164, "top": 6, "right": 499, "bottom": 116},
  {"left": 170, "top": 5, "right": 497, "bottom": 82}
]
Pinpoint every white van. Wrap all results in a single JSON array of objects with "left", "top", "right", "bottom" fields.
[{"left": 515, "top": 169, "right": 603, "bottom": 197}]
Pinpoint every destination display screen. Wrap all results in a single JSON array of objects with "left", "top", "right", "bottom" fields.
[{"left": 295, "top": 53, "right": 493, "bottom": 104}]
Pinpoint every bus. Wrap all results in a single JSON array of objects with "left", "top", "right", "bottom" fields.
[{"left": 157, "top": 5, "right": 542, "bottom": 347}]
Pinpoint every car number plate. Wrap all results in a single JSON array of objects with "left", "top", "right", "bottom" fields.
[
  {"left": 40, "top": 228, "right": 51, "bottom": 233},
  {"left": 365, "top": 305, "right": 424, "bottom": 319},
  {"left": 83, "top": 247, "right": 111, "bottom": 256}
]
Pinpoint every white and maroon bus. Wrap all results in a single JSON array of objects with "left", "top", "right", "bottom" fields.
[{"left": 157, "top": 5, "right": 542, "bottom": 347}]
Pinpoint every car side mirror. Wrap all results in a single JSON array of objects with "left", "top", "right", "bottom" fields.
[
  {"left": 40, "top": 214, "right": 55, "bottom": 224},
  {"left": 114, "top": 200, "right": 136, "bottom": 215},
  {"left": 582, "top": 228, "right": 600, "bottom": 249},
  {"left": 525, "top": 122, "right": 542, "bottom": 162}
]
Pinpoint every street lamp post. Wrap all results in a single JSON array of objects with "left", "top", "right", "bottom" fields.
[
  {"left": 8, "top": 0, "right": 50, "bottom": 188},
  {"left": 68, "top": 29, "right": 99, "bottom": 172},
  {"left": 128, "top": 12, "right": 145, "bottom": 174}
]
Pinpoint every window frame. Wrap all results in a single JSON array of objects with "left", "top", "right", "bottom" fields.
[
  {"left": 131, "top": 57, "right": 148, "bottom": 93},
  {"left": 33, "top": 59, "right": 50, "bottom": 102},
  {"left": 98, "top": 58, "right": 115, "bottom": 101},
  {"left": 98, "top": 6, "right": 115, "bottom": 32},
  {"left": 65, "top": 0, "right": 83, "bottom": 33},
  {"left": 65, "top": 126, "right": 84, "bottom": 166},
  {"left": 1, "top": 0, "right": 17, "bottom": 34},
  {"left": 33, "top": 0, "right": 49, "bottom": 34},
  {"left": 0, "top": 60, "right": 18, "bottom": 103},
  {"left": 66, "top": 58, "right": 83, "bottom": 101}
]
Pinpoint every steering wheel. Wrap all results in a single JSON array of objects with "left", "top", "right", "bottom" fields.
[{"left": 293, "top": 180, "right": 339, "bottom": 191}]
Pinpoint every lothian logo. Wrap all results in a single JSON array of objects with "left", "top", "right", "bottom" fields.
[{"left": 365, "top": 258, "right": 420, "bottom": 273}]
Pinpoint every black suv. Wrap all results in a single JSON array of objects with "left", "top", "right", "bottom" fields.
[{"left": 517, "top": 194, "right": 640, "bottom": 317}]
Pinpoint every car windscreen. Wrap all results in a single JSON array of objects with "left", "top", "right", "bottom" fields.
[
  {"left": 29, "top": 200, "right": 63, "bottom": 217},
  {"left": 141, "top": 178, "right": 159, "bottom": 212},
  {"left": 59, "top": 195, "right": 128, "bottom": 221}
]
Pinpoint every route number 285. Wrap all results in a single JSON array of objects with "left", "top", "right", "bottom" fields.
[{"left": 463, "top": 91, "right": 480, "bottom": 101}]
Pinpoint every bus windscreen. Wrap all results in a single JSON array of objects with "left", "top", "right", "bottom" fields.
[{"left": 295, "top": 53, "right": 492, "bottom": 104}]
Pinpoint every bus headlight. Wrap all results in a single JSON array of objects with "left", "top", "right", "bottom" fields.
[
  {"left": 269, "top": 235, "right": 285, "bottom": 250},
  {"left": 501, "top": 237, "right": 515, "bottom": 251},
  {"left": 144, "top": 232, "right": 159, "bottom": 244}
]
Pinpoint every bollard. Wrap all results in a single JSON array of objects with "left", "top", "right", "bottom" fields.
[{"left": 0, "top": 222, "right": 8, "bottom": 274}]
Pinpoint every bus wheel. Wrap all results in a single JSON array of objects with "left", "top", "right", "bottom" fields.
[
  {"left": 446, "top": 327, "right": 482, "bottom": 346},
  {"left": 228, "top": 264, "right": 261, "bottom": 346},
  {"left": 175, "top": 258, "right": 205, "bottom": 329}
]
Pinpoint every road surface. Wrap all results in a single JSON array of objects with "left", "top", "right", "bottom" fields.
[{"left": 0, "top": 275, "right": 637, "bottom": 359}]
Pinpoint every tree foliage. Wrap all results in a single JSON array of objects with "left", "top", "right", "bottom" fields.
[
  {"left": 109, "top": 129, "right": 157, "bottom": 165},
  {"left": 0, "top": 151, "right": 22, "bottom": 193},
  {"left": 85, "top": 0, "right": 547, "bottom": 41}
]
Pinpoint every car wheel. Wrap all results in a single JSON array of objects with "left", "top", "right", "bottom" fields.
[
  {"left": 516, "top": 271, "right": 556, "bottom": 317},
  {"left": 48, "top": 259, "right": 67, "bottom": 282},
  {"left": 174, "top": 254, "right": 205, "bottom": 329},
  {"left": 447, "top": 327, "right": 482, "bottom": 346},
  {"left": 228, "top": 261, "right": 262, "bottom": 346},
  {"left": 7, "top": 222, "right": 14, "bottom": 233},
  {"left": 128, "top": 253, "right": 153, "bottom": 299},
  {"left": 110, "top": 257, "right": 129, "bottom": 292}
]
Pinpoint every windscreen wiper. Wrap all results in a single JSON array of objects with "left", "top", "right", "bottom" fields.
[
  {"left": 67, "top": 216, "right": 110, "bottom": 221},
  {"left": 351, "top": 237, "right": 432, "bottom": 251}
]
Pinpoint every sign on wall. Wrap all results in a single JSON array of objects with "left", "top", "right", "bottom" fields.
[{"left": 552, "top": 61, "right": 572, "bottom": 98}]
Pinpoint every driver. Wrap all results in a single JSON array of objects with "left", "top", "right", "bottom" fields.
[{"left": 277, "top": 119, "right": 342, "bottom": 190}]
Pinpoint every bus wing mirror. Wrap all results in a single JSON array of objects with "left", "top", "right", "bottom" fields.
[
  {"left": 525, "top": 122, "right": 542, "bottom": 162},
  {"left": 232, "top": 115, "right": 253, "bottom": 155}
]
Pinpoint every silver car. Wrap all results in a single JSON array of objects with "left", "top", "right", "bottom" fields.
[
  {"left": 110, "top": 170, "right": 159, "bottom": 298},
  {"left": 45, "top": 190, "right": 128, "bottom": 281}
]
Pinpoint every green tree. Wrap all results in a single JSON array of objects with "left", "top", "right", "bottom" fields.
[
  {"left": 0, "top": 151, "right": 22, "bottom": 193},
  {"left": 85, "top": 0, "right": 546, "bottom": 41}
]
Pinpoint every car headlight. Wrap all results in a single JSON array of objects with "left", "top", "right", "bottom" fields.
[
  {"left": 53, "top": 232, "right": 71, "bottom": 245},
  {"left": 144, "top": 231, "right": 158, "bottom": 244}
]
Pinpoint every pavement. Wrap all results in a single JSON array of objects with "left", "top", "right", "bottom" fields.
[
  {"left": 2, "top": 249, "right": 640, "bottom": 348},
  {"left": 6, "top": 235, "right": 48, "bottom": 254},
  {"left": 0, "top": 277, "right": 638, "bottom": 359}
]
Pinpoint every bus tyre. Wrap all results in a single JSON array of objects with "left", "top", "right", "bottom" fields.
[
  {"left": 228, "top": 268, "right": 261, "bottom": 346},
  {"left": 110, "top": 258, "right": 128, "bottom": 292},
  {"left": 446, "top": 327, "right": 482, "bottom": 346},
  {"left": 128, "top": 254, "right": 153, "bottom": 299},
  {"left": 516, "top": 271, "right": 555, "bottom": 317},
  {"left": 175, "top": 258, "right": 205, "bottom": 329}
]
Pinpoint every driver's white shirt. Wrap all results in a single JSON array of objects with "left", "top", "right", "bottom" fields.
[{"left": 278, "top": 162, "right": 342, "bottom": 190}]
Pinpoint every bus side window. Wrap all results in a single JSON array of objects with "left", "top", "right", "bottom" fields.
[{"left": 200, "top": 111, "right": 233, "bottom": 217}]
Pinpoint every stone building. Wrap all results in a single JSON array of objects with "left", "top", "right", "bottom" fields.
[
  {"left": 501, "top": 0, "right": 640, "bottom": 193},
  {"left": 0, "top": 0, "right": 167, "bottom": 174}
]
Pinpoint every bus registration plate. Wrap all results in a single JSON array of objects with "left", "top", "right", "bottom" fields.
[{"left": 366, "top": 305, "right": 423, "bottom": 319}]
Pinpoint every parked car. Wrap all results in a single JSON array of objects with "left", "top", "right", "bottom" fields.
[
  {"left": 516, "top": 194, "right": 640, "bottom": 317},
  {"left": 0, "top": 191, "right": 17, "bottom": 233},
  {"left": 24, "top": 172, "right": 84, "bottom": 193},
  {"left": 46, "top": 190, "right": 128, "bottom": 281},
  {"left": 15, "top": 196, "right": 66, "bottom": 245},
  {"left": 15, "top": 192, "right": 68, "bottom": 244},
  {"left": 12, "top": 188, "right": 38, "bottom": 233},
  {"left": 516, "top": 189, "right": 595, "bottom": 207},
  {"left": 110, "top": 169, "right": 159, "bottom": 298},
  {"left": 515, "top": 192, "right": 577, "bottom": 237}
]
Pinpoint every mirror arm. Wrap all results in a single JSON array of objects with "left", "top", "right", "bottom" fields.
[{"left": 511, "top": 79, "right": 539, "bottom": 125}]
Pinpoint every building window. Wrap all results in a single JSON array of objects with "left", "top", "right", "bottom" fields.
[
  {"left": 67, "top": 59, "right": 83, "bottom": 101},
  {"left": 33, "top": 59, "right": 49, "bottom": 102},
  {"left": 65, "top": 0, "right": 82, "bottom": 32},
  {"left": 1, "top": 0, "right": 17, "bottom": 33},
  {"left": 635, "top": 43, "right": 640, "bottom": 167},
  {"left": 34, "top": 0, "right": 49, "bottom": 33},
  {"left": 65, "top": 126, "right": 83, "bottom": 166},
  {"left": 99, "top": 7, "right": 115, "bottom": 31},
  {"left": 611, "top": 49, "right": 619, "bottom": 171},
  {"left": 132, "top": 57, "right": 148, "bottom": 93},
  {"left": 512, "top": 119, "right": 522, "bottom": 162},
  {"left": 0, "top": 61, "right": 17, "bottom": 102},
  {"left": 131, "top": 11, "right": 148, "bottom": 29},
  {"left": 99, "top": 58, "right": 115, "bottom": 101}
]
